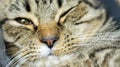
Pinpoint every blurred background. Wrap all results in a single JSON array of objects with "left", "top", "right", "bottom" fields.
[{"left": 100, "top": 0, "right": 120, "bottom": 19}]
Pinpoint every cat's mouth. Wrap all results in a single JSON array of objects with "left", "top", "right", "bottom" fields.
[
  {"left": 39, "top": 45, "right": 51, "bottom": 55},
  {"left": 40, "top": 52, "right": 74, "bottom": 63}
]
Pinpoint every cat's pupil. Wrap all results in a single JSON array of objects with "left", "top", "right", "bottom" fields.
[{"left": 21, "top": 19, "right": 27, "bottom": 24}]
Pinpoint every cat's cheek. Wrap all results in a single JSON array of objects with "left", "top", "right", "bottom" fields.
[
  {"left": 2, "top": 20, "right": 34, "bottom": 43},
  {"left": 2, "top": 28, "right": 17, "bottom": 43}
]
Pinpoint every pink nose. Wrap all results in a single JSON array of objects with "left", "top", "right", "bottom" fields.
[{"left": 41, "top": 37, "right": 58, "bottom": 48}]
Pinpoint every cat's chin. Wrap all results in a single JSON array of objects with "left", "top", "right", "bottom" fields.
[
  {"left": 42, "top": 53, "right": 74, "bottom": 61},
  {"left": 34, "top": 53, "right": 74, "bottom": 67},
  {"left": 39, "top": 45, "right": 74, "bottom": 60}
]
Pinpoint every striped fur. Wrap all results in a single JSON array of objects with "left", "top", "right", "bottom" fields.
[{"left": 0, "top": 0, "right": 120, "bottom": 67}]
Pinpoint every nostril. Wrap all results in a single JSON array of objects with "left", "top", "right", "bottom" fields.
[{"left": 41, "top": 37, "right": 59, "bottom": 48}]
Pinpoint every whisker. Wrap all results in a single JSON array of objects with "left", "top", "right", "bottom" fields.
[
  {"left": 54, "top": 31, "right": 120, "bottom": 51},
  {"left": 8, "top": 48, "right": 27, "bottom": 60},
  {"left": 6, "top": 52, "right": 40, "bottom": 67},
  {"left": 15, "top": 57, "right": 29, "bottom": 67},
  {"left": 6, "top": 48, "right": 30, "bottom": 67},
  {"left": 16, "top": 53, "right": 40, "bottom": 66}
]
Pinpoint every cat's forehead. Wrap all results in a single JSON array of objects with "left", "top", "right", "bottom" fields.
[
  {"left": 4, "top": 0, "right": 99, "bottom": 22},
  {"left": 5, "top": 0, "right": 80, "bottom": 22},
  {"left": 6, "top": 0, "right": 80, "bottom": 13}
]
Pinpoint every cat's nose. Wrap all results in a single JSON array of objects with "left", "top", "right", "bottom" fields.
[{"left": 41, "top": 37, "right": 58, "bottom": 49}]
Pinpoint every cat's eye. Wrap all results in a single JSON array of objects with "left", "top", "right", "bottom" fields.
[
  {"left": 14, "top": 18, "right": 33, "bottom": 25},
  {"left": 58, "top": 7, "right": 75, "bottom": 24}
]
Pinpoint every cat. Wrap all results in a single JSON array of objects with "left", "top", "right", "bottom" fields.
[{"left": 0, "top": 0, "right": 120, "bottom": 67}]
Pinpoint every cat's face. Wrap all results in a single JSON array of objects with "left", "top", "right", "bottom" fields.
[{"left": 2, "top": 0, "right": 106, "bottom": 66}]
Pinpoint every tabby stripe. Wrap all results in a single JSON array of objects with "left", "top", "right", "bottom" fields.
[
  {"left": 75, "top": 12, "right": 102, "bottom": 25},
  {"left": 59, "top": 3, "right": 82, "bottom": 24},
  {"left": 14, "top": 36, "right": 22, "bottom": 43},
  {"left": 57, "top": 0, "right": 63, "bottom": 8},
  {"left": 42, "top": 0, "right": 47, "bottom": 4},
  {"left": 4, "top": 41, "right": 18, "bottom": 51},
  {"left": 24, "top": 0, "right": 31, "bottom": 12},
  {"left": 89, "top": 46, "right": 120, "bottom": 61},
  {"left": 35, "top": 0, "right": 40, "bottom": 8},
  {"left": 95, "top": 47, "right": 118, "bottom": 54},
  {"left": 35, "top": 0, "right": 39, "bottom": 4},
  {"left": 102, "top": 52, "right": 113, "bottom": 67},
  {"left": 9, "top": 4, "right": 21, "bottom": 11},
  {"left": 89, "top": 48, "right": 115, "bottom": 67},
  {"left": 60, "top": 7, "right": 74, "bottom": 18},
  {"left": 58, "top": 7, "right": 76, "bottom": 24},
  {"left": 74, "top": 11, "right": 88, "bottom": 25},
  {"left": 89, "top": 54, "right": 99, "bottom": 67},
  {"left": 50, "top": 0, "right": 52, "bottom": 3}
]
